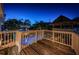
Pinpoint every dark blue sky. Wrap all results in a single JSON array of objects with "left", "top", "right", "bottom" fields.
[{"left": 3, "top": 3, "right": 79, "bottom": 24}]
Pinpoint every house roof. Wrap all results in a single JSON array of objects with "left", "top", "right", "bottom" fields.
[
  {"left": 72, "top": 17, "right": 79, "bottom": 22},
  {"left": 53, "top": 15, "right": 71, "bottom": 23}
]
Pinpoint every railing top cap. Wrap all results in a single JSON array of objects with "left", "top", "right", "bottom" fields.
[{"left": 53, "top": 28, "right": 74, "bottom": 32}]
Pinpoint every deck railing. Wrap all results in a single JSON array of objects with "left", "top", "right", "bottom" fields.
[
  {"left": 0, "top": 29, "right": 79, "bottom": 54},
  {"left": 20, "top": 30, "right": 79, "bottom": 54},
  {"left": 43, "top": 30, "right": 72, "bottom": 46},
  {"left": 0, "top": 31, "right": 17, "bottom": 50}
]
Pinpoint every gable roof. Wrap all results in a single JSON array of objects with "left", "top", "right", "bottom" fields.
[{"left": 53, "top": 15, "right": 71, "bottom": 23}]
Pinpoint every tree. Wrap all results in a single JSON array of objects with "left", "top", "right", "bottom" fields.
[
  {"left": 30, "top": 21, "right": 53, "bottom": 30},
  {"left": 4, "top": 19, "right": 31, "bottom": 31},
  {"left": 4, "top": 19, "right": 23, "bottom": 30},
  {"left": 23, "top": 19, "right": 31, "bottom": 28}
]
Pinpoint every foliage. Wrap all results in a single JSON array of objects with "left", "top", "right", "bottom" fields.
[
  {"left": 30, "top": 21, "right": 52, "bottom": 30},
  {"left": 4, "top": 19, "right": 31, "bottom": 30}
]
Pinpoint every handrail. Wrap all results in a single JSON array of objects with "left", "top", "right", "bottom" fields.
[{"left": 0, "top": 29, "right": 78, "bottom": 54}]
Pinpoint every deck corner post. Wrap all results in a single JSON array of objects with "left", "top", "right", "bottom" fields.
[
  {"left": 15, "top": 31, "right": 22, "bottom": 54},
  {"left": 72, "top": 33, "right": 79, "bottom": 54}
]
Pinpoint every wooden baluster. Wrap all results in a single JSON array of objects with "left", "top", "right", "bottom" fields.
[
  {"left": 57, "top": 33, "right": 59, "bottom": 42},
  {"left": 41, "top": 30, "right": 44, "bottom": 39},
  {"left": 64, "top": 34, "right": 66, "bottom": 44},
  {"left": 7, "top": 33, "right": 9, "bottom": 43},
  {"left": 52, "top": 31, "right": 53, "bottom": 41},
  {"left": 59, "top": 33, "right": 60, "bottom": 42},
  {"left": 11, "top": 33, "right": 13, "bottom": 42},
  {"left": 52, "top": 31, "right": 54, "bottom": 41},
  {"left": 67, "top": 34, "right": 69, "bottom": 45},
  {"left": 1, "top": 33, "right": 3, "bottom": 45},
  {"left": 40, "top": 30, "right": 42, "bottom": 40},
  {"left": 37, "top": 31, "right": 38, "bottom": 41},
  {"left": 6, "top": 33, "right": 7, "bottom": 44},
  {"left": 56, "top": 33, "right": 58, "bottom": 41},
  {"left": 26, "top": 34, "right": 28, "bottom": 41},
  {"left": 37, "top": 31, "right": 41, "bottom": 40},
  {"left": 66, "top": 34, "right": 68, "bottom": 45},
  {"left": 13, "top": 32, "right": 14, "bottom": 42},
  {"left": 6, "top": 33, "right": 8, "bottom": 44},
  {"left": 14, "top": 32, "right": 16, "bottom": 42},
  {"left": 34, "top": 32, "right": 36, "bottom": 43},
  {"left": 3, "top": 33, "right": 5, "bottom": 45},
  {"left": 69, "top": 34, "right": 71, "bottom": 45},
  {"left": 64, "top": 33, "right": 66, "bottom": 44},
  {"left": 9, "top": 33, "right": 11, "bottom": 42},
  {"left": 69, "top": 34, "right": 70, "bottom": 45},
  {"left": 69, "top": 34, "right": 72, "bottom": 45},
  {"left": 58, "top": 33, "right": 59, "bottom": 42},
  {"left": 12, "top": 32, "right": 13, "bottom": 42},
  {"left": 35, "top": 31, "right": 37, "bottom": 42},
  {"left": 54, "top": 31, "right": 56, "bottom": 42},
  {"left": 60, "top": 33, "right": 62, "bottom": 43},
  {"left": 59, "top": 33, "right": 61, "bottom": 42},
  {"left": 8, "top": 33, "right": 10, "bottom": 43},
  {"left": 53, "top": 32, "right": 55, "bottom": 41},
  {"left": 61, "top": 33, "right": 63, "bottom": 43},
  {"left": 0, "top": 34, "right": 1, "bottom": 46},
  {"left": 12, "top": 32, "right": 14, "bottom": 42},
  {"left": 9, "top": 33, "right": 12, "bottom": 42},
  {"left": 63, "top": 33, "right": 65, "bottom": 44},
  {"left": 3, "top": 33, "right": 4, "bottom": 45}
]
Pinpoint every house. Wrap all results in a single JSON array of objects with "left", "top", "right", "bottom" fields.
[{"left": 52, "top": 15, "right": 79, "bottom": 29}]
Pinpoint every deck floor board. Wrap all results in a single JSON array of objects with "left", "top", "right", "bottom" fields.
[{"left": 21, "top": 39, "right": 76, "bottom": 55}]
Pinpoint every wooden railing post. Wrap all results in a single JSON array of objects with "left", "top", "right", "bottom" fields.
[
  {"left": 34, "top": 31, "right": 37, "bottom": 43},
  {"left": 0, "top": 33, "right": 2, "bottom": 46},
  {"left": 72, "top": 32, "right": 79, "bottom": 54},
  {"left": 52, "top": 30, "right": 55, "bottom": 41},
  {"left": 35, "top": 31, "right": 38, "bottom": 42},
  {"left": 41, "top": 30, "right": 44, "bottom": 40},
  {"left": 15, "top": 31, "right": 22, "bottom": 54}
]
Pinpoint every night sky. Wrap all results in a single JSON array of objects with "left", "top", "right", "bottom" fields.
[{"left": 3, "top": 3, "right": 79, "bottom": 24}]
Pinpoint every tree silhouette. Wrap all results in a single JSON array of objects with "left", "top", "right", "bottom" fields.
[
  {"left": 23, "top": 19, "right": 31, "bottom": 28},
  {"left": 30, "top": 21, "right": 52, "bottom": 30},
  {"left": 4, "top": 19, "right": 31, "bottom": 30}
]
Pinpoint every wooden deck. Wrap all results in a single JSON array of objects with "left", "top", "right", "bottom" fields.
[
  {"left": 0, "top": 45, "right": 18, "bottom": 55},
  {"left": 0, "top": 39, "right": 76, "bottom": 55},
  {"left": 20, "top": 39, "right": 76, "bottom": 55}
]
